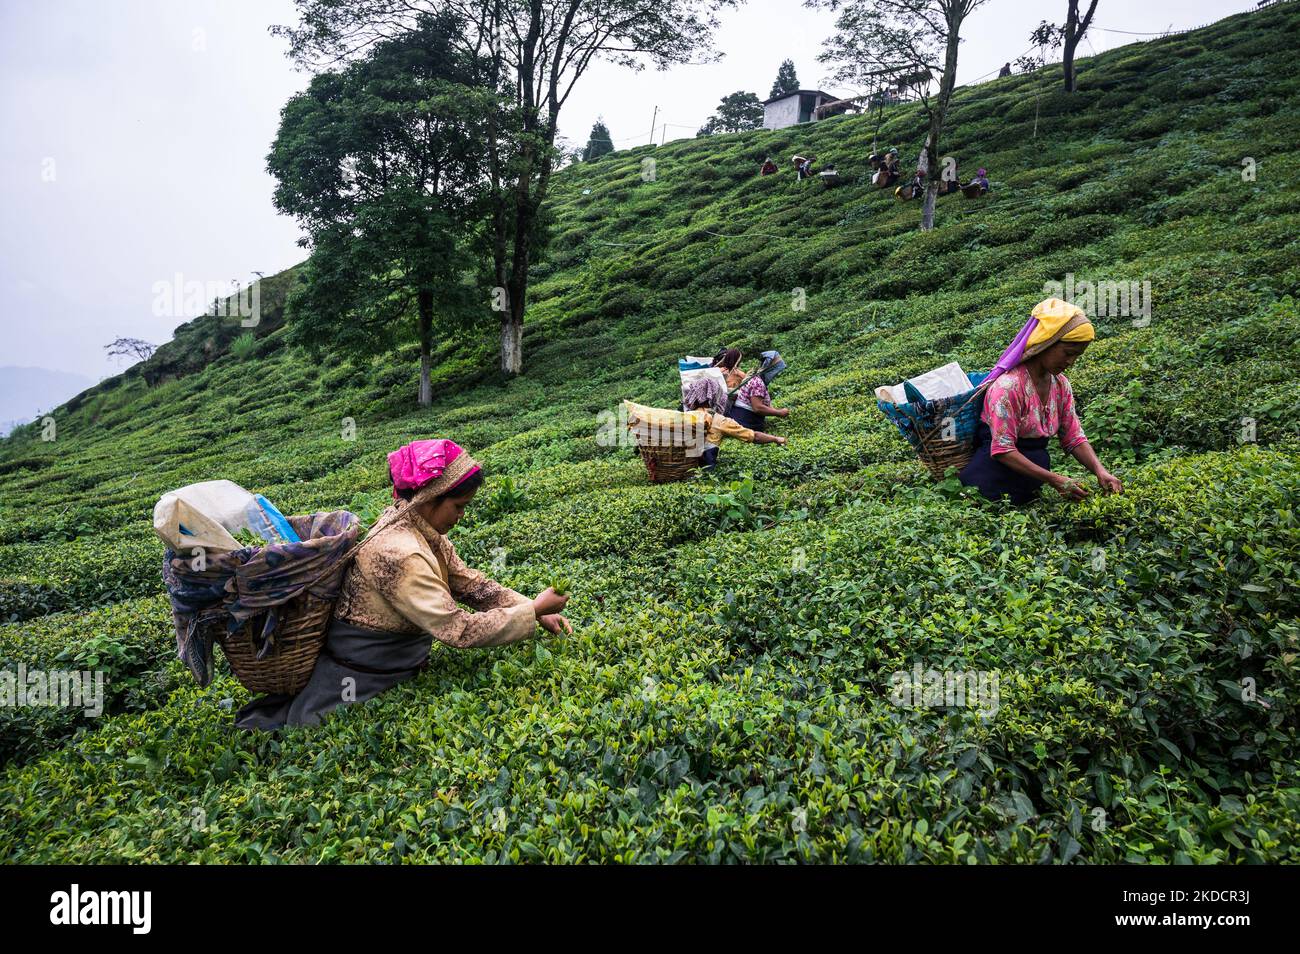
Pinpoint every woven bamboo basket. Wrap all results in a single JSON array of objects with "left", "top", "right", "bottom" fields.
[
  {"left": 913, "top": 420, "right": 981, "bottom": 480},
  {"left": 878, "top": 372, "right": 992, "bottom": 481},
  {"left": 636, "top": 440, "right": 700, "bottom": 484},
  {"left": 214, "top": 591, "right": 338, "bottom": 695},
  {"left": 624, "top": 400, "right": 706, "bottom": 484},
  {"left": 172, "top": 572, "right": 344, "bottom": 696}
]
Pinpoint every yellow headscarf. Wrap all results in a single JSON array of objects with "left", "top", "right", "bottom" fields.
[{"left": 1024, "top": 298, "right": 1094, "bottom": 356}]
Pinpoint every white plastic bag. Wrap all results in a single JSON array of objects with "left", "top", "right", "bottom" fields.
[
  {"left": 876, "top": 361, "right": 970, "bottom": 405},
  {"left": 153, "top": 480, "right": 257, "bottom": 552}
]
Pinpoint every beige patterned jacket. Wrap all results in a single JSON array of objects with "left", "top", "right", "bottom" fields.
[{"left": 334, "top": 505, "right": 536, "bottom": 648}]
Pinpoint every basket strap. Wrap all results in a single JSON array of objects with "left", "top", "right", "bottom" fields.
[{"left": 916, "top": 379, "right": 992, "bottom": 448}]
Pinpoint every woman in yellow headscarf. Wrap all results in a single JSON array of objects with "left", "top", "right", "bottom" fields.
[{"left": 958, "top": 298, "right": 1124, "bottom": 505}]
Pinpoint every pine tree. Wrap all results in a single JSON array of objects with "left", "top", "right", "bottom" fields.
[
  {"left": 769, "top": 59, "right": 799, "bottom": 98},
  {"left": 582, "top": 119, "right": 615, "bottom": 161}
]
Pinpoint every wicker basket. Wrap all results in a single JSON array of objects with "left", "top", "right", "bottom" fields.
[
  {"left": 636, "top": 441, "right": 700, "bottom": 484},
  {"left": 623, "top": 400, "right": 706, "bottom": 484},
  {"left": 164, "top": 510, "right": 358, "bottom": 696},
  {"left": 878, "top": 372, "right": 991, "bottom": 481},
  {"left": 170, "top": 568, "right": 347, "bottom": 696},
  {"left": 215, "top": 591, "right": 338, "bottom": 695}
]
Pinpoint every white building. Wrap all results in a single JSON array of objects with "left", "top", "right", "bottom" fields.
[{"left": 761, "top": 89, "right": 854, "bottom": 130}]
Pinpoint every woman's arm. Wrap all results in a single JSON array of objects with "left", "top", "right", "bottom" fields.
[
  {"left": 1069, "top": 441, "right": 1123, "bottom": 494},
  {"left": 444, "top": 543, "right": 532, "bottom": 611},
  {"left": 1057, "top": 377, "right": 1121, "bottom": 494},
  {"left": 445, "top": 543, "right": 572, "bottom": 632},
  {"left": 747, "top": 395, "right": 789, "bottom": 418},
  {"left": 713, "top": 414, "right": 786, "bottom": 446},
  {"left": 386, "top": 551, "right": 537, "bottom": 648},
  {"left": 995, "top": 448, "right": 1088, "bottom": 501}
]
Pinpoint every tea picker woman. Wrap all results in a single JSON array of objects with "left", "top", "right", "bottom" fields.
[
  {"left": 958, "top": 298, "right": 1123, "bottom": 505},
  {"left": 728, "top": 351, "right": 790, "bottom": 434},
  {"left": 235, "top": 439, "right": 571, "bottom": 730},
  {"left": 681, "top": 377, "right": 785, "bottom": 469}
]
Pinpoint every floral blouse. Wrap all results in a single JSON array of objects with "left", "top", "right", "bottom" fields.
[
  {"left": 982, "top": 365, "right": 1087, "bottom": 456},
  {"left": 734, "top": 375, "right": 770, "bottom": 411}
]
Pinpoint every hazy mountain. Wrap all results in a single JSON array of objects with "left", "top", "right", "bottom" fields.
[{"left": 0, "top": 366, "right": 94, "bottom": 437}]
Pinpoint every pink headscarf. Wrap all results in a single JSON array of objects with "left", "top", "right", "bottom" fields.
[{"left": 387, "top": 439, "right": 480, "bottom": 499}]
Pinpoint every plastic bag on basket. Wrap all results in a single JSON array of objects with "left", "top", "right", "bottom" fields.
[
  {"left": 623, "top": 400, "right": 709, "bottom": 455},
  {"left": 153, "top": 480, "right": 301, "bottom": 552}
]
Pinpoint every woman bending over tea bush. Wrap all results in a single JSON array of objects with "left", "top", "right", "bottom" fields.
[
  {"left": 682, "top": 376, "right": 786, "bottom": 469},
  {"left": 959, "top": 298, "right": 1124, "bottom": 505},
  {"left": 236, "top": 439, "right": 570, "bottom": 730}
]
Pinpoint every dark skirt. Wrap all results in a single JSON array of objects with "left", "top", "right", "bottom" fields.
[
  {"left": 234, "top": 618, "right": 431, "bottom": 731},
  {"left": 958, "top": 421, "right": 1051, "bottom": 505},
  {"left": 727, "top": 403, "right": 766, "bottom": 433}
]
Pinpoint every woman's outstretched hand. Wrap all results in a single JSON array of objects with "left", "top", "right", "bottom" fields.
[
  {"left": 1096, "top": 470, "right": 1124, "bottom": 495},
  {"left": 533, "top": 587, "right": 569, "bottom": 618},
  {"left": 1051, "top": 473, "right": 1090, "bottom": 501},
  {"left": 538, "top": 614, "right": 573, "bottom": 636}
]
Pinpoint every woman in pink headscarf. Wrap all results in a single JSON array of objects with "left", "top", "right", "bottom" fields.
[{"left": 236, "top": 439, "right": 570, "bottom": 730}]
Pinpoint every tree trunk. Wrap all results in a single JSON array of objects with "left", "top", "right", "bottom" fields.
[
  {"left": 921, "top": 181, "right": 939, "bottom": 231},
  {"left": 502, "top": 143, "right": 534, "bottom": 377},
  {"left": 1062, "top": 36, "right": 1079, "bottom": 93},
  {"left": 500, "top": 313, "right": 523, "bottom": 376},
  {"left": 917, "top": 2, "right": 964, "bottom": 232},
  {"left": 917, "top": 131, "right": 937, "bottom": 231},
  {"left": 498, "top": 122, "right": 559, "bottom": 377},
  {"left": 1062, "top": 0, "right": 1097, "bottom": 94},
  {"left": 492, "top": 1, "right": 563, "bottom": 378},
  {"left": 418, "top": 289, "right": 433, "bottom": 407}
]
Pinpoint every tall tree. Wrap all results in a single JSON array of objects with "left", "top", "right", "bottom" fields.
[
  {"left": 769, "top": 58, "right": 800, "bottom": 97},
  {"left": 582, "top": 118, "right": 615, "bottom": 160},
  {"left": 1059, "top": 0, "right": 1099, "bottom": 93},
  {"left": 267, "top": 15, "right": 487, "bottom": 407},
  {"left": 813, "top": 0, "right": 987, "bottom": 231},
  {"left": 697, "top": 91, "right": 764, "bottom": 135},
  {"left": 274, "top": 0, "right": 737, "bottom": 377},
  {"left": 1020, "top": 4, "right": 1098, "bottom": 92}
]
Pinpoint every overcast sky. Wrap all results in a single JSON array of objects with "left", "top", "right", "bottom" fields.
[{"left": 1, "top": 0, "right": 1258, "bottom": 388}]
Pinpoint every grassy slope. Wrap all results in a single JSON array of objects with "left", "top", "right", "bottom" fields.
[{"left": 0, "top": 6, "right": 1298, "bottom": 862}]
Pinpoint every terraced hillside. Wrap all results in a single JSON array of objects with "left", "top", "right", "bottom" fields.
[{"left": 1, "top": 4, "right": 1298, "bottom": 862}]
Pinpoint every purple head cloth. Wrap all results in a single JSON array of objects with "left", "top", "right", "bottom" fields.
[{"left": 986, "top": 317, "right": 1038, "bottom": 386}]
